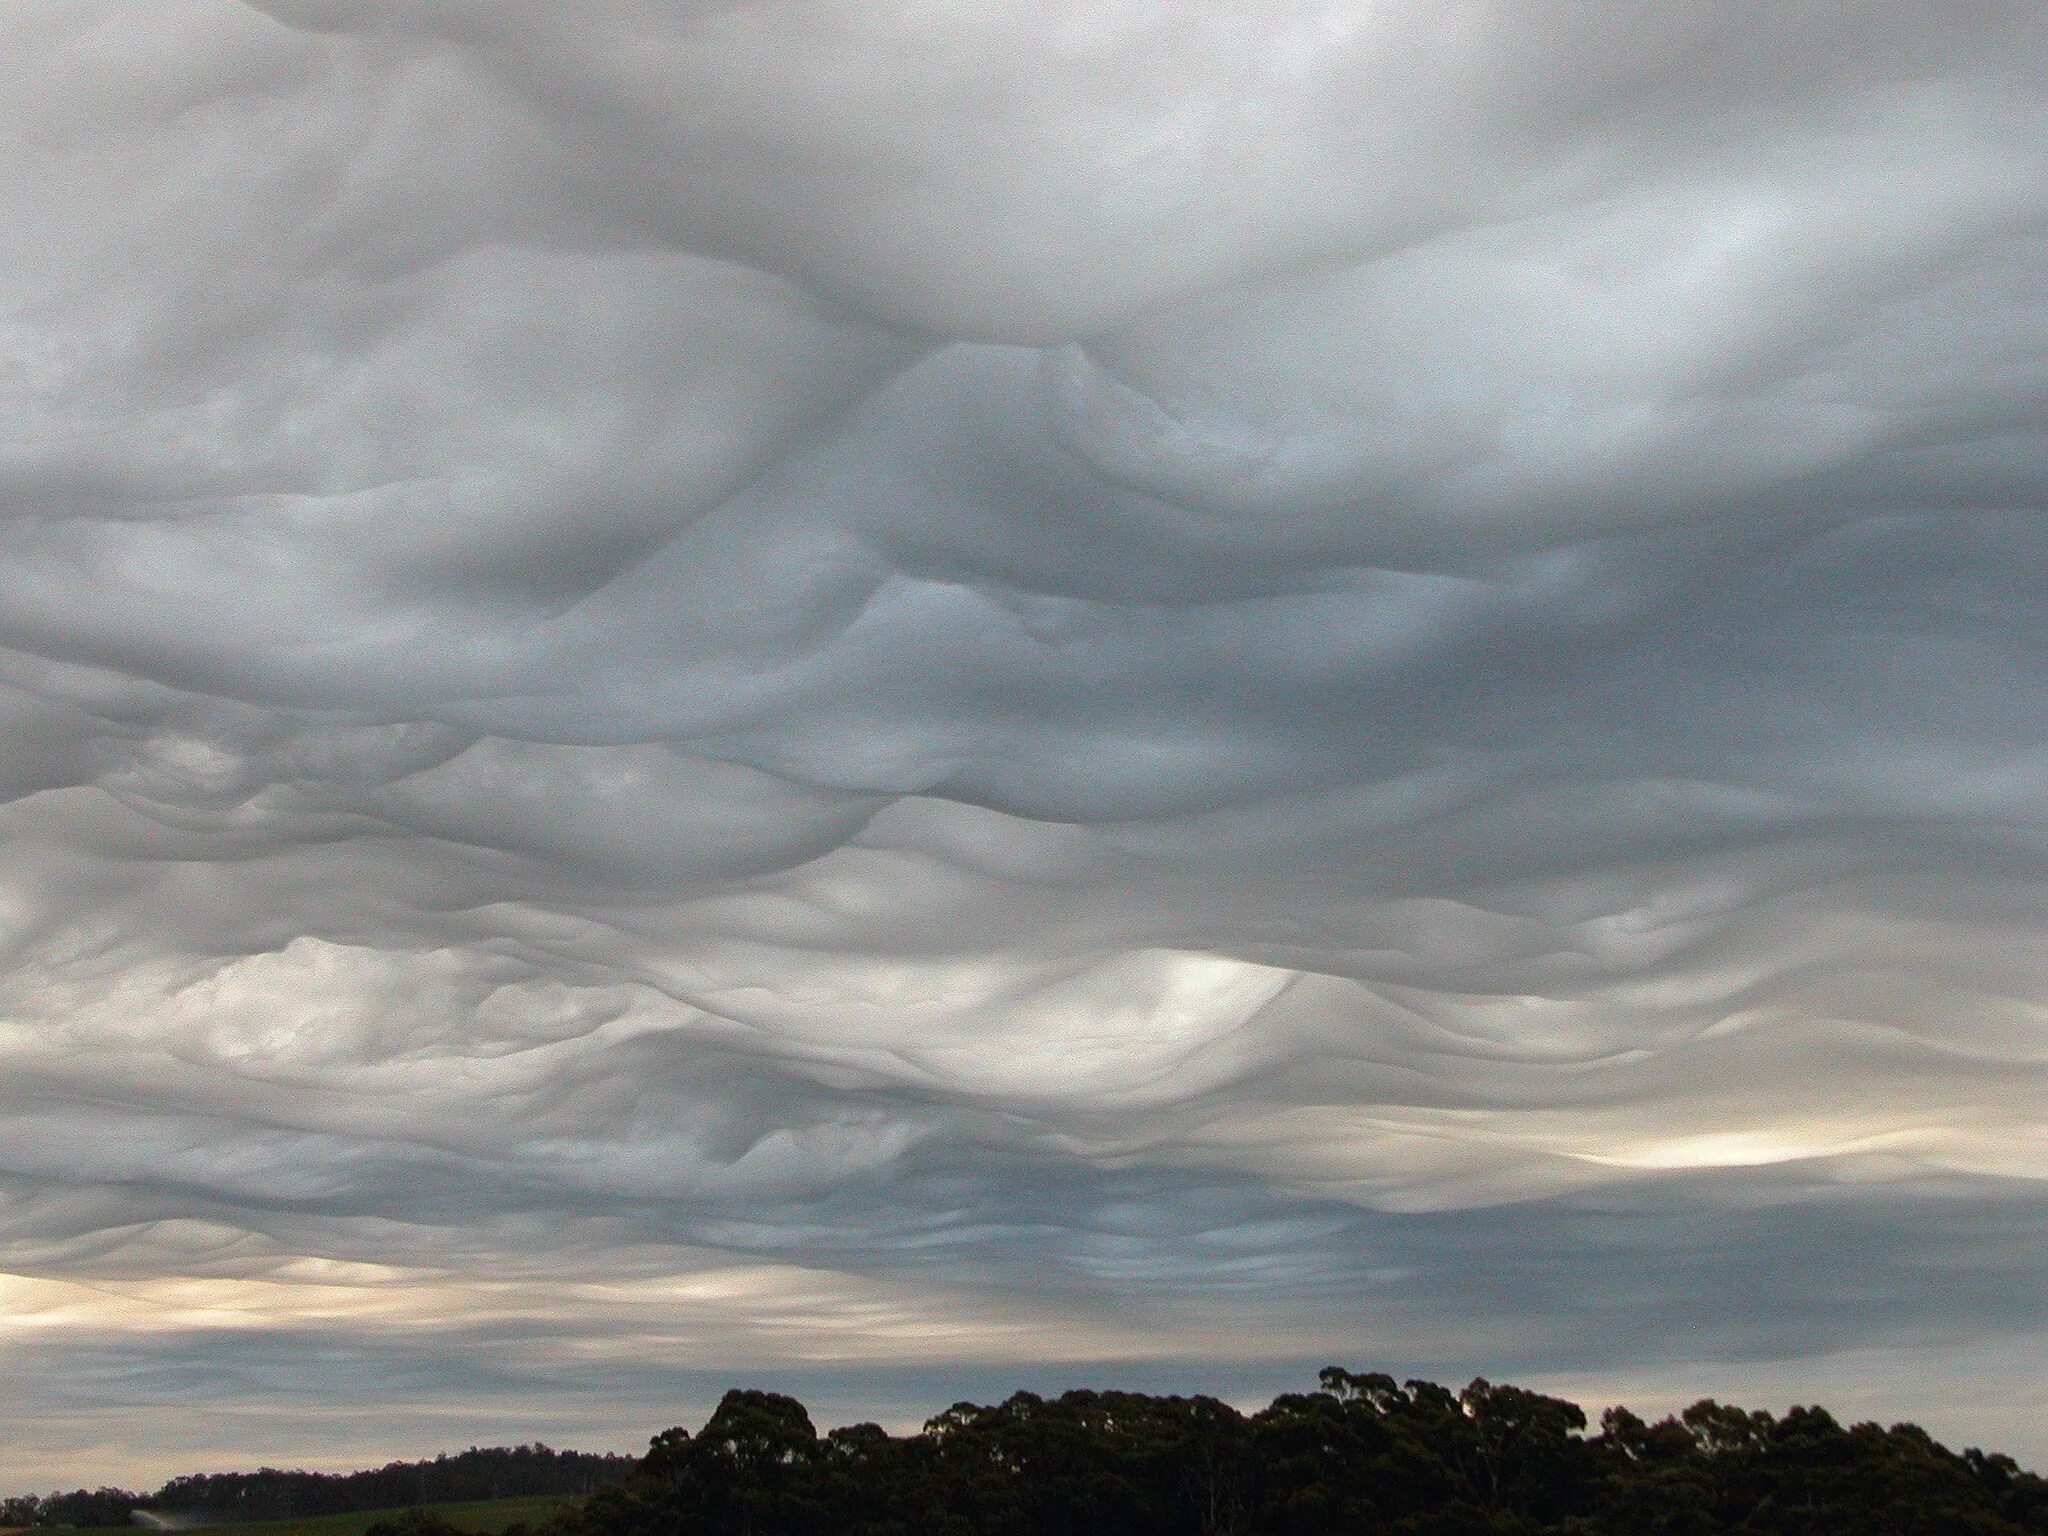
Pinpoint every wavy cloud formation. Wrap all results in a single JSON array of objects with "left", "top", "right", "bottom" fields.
[{"left": 2, "top": 0, "right": 2046, "bottom": 1482}]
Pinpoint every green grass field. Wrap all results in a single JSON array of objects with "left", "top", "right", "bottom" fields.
[{"left": 52, "top": 1492, "right": 583, "bottom": 1536}]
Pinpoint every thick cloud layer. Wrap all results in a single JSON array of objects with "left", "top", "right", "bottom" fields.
[{"left": 2, "top": 0, "right": 2046, "bottom": 1483}]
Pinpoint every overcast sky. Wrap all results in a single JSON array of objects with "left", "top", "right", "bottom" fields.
[{"left": 2, "top": 0, "right": 2047, "bottom": 1488}]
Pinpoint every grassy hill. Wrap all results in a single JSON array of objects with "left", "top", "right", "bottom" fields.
[{"left": 56, "top": 1493, "right": 580, "bottom": 1536}]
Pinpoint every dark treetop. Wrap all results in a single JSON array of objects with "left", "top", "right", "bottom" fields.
[{"left": 527, "top": 1369, "right": 2048, "bottom": 1536}]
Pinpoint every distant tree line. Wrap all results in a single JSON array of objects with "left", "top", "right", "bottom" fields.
[
  {"left": 488, "top": 1369, "right": 2048, "bottom": 1536},
  {"left": 1, "top": 1444, "right": 632, "bottom": 1528},
  {"left": 12, "top": 1371, "right": 2048, "bottom": 1535}
]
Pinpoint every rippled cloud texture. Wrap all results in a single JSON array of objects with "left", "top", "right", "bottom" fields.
[{"left": 3, "top": 0, "right": 2047, "bottom": 1483}]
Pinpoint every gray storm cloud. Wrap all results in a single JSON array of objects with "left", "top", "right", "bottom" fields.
[{"left": 2, "top": 0, "right": 2047, "bottom": 1483}]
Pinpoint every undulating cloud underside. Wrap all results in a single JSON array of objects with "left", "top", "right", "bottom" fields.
[{"left": 2, "top": 0, "right": 2046, "bottom": 1482}]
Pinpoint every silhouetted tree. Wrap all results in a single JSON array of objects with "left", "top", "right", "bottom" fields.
[{"left": 19, "top": 1370, "right": 2048, "bottom": 1536}]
